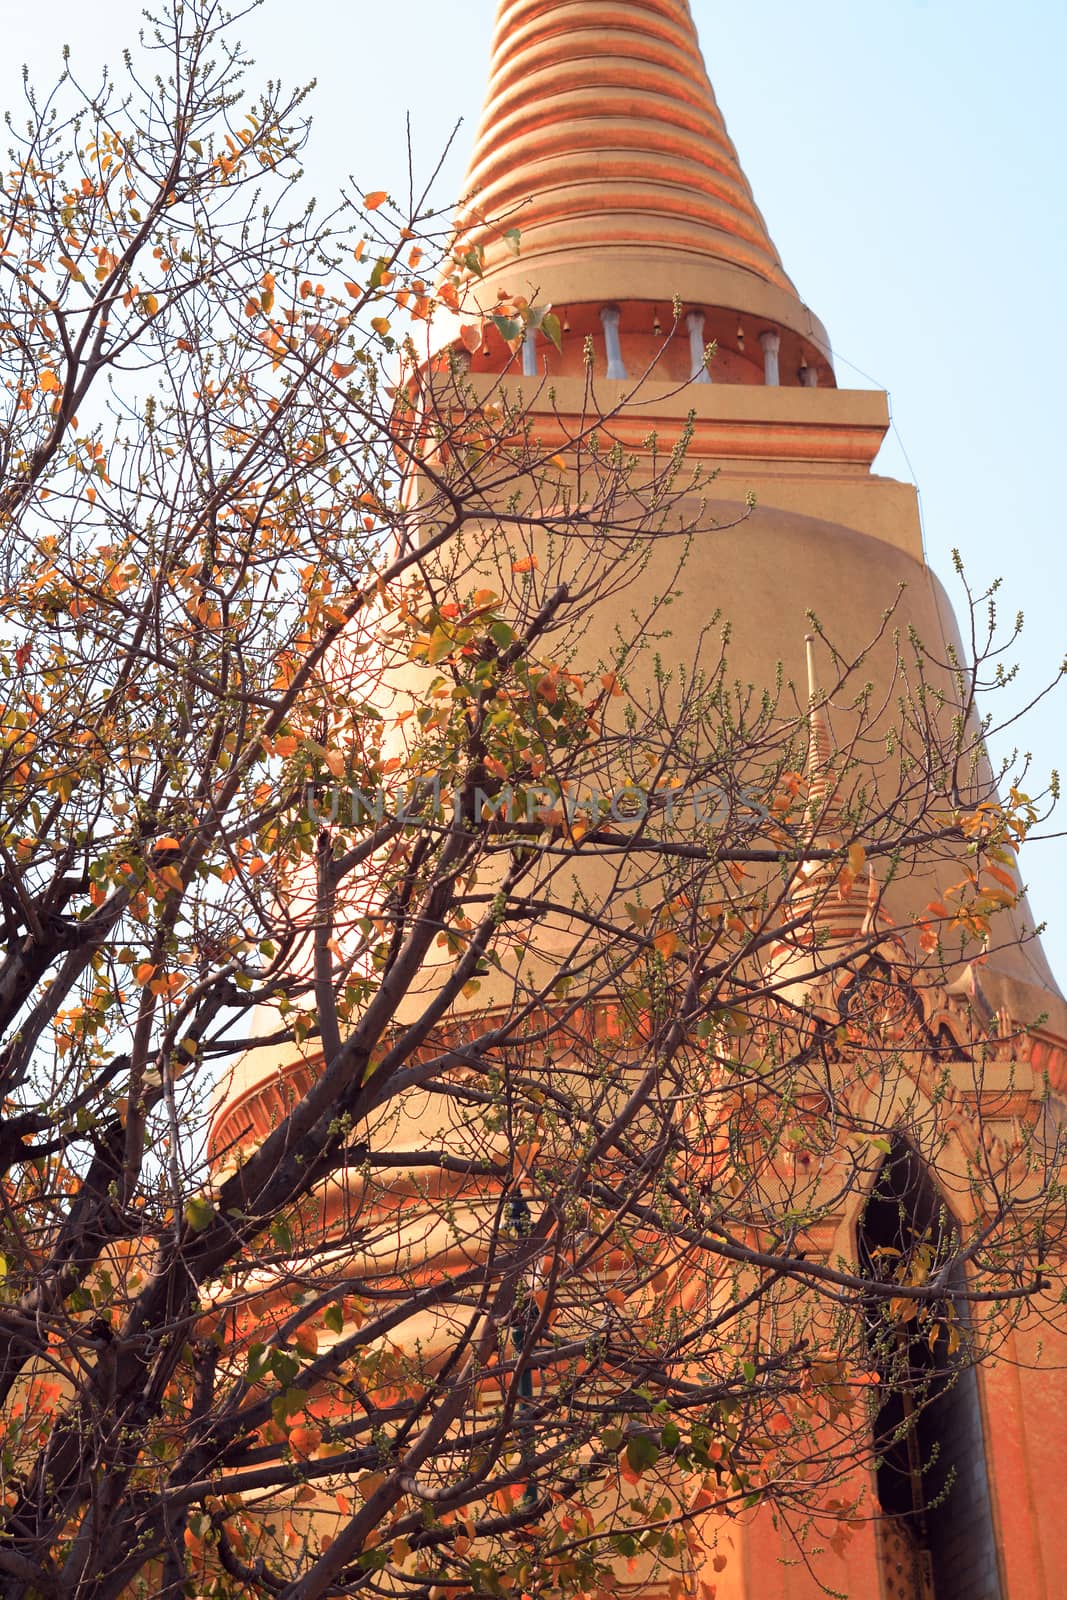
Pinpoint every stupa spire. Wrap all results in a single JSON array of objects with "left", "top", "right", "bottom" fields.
[
  {"left": 805, "top": 632, "right": 841, "bottom": 831},
  {"left": 456, "top": 0, "right": 831, "bottom": 372},
  {"left": 787, "top": 634, "right": 870, "bottom": 949}
]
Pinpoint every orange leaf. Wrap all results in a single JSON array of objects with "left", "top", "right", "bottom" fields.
[
  {"left": 512, "top": 554, "right": 538, "bottom": 574},
  {"left": 364, "top": 191, "right": 387, "bottom": 210},
  {"left": 294, "top": 1326, "right": 319, "bottom": 1357},
  {"left": 39, "top": 369, "right": 61, "bottom": 393},
  {"left": 459, "top": 323, "right": 482, "bottom": 354}
]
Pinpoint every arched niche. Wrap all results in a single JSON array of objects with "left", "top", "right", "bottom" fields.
[{"left": 857, "top": 1137, "right": 1003, "bottom": 1600}]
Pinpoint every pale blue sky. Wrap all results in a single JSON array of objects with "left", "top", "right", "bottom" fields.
[{"left": 4, "top": 0, "right": 1065, "bottom": 976}]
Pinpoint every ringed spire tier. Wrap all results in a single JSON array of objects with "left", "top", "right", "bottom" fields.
[{"left": 457, "top": 0, "right": 833, "bottom": 377}]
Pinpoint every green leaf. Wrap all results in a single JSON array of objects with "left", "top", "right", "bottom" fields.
[
  {"left": 245, "top": 1342, "right": 271, "bottom": 1382},
  {"left": 626, "top": 1434, "right": 660, "bottom": 1474},
  {"left": 184, "top": 1196, "right": 215, "bottom": 1233},
  {"left": 269, "top": 1349, "right": 300, "bottom": 1385},
  {"left": 324, "top": 1302, "right": 344, "bottom": 1335},
  {"left": 489, "top": 620, "right": 514, "bottom": 649},
  {"left": 272, "top": 1217, "right": 293, "bottom": 1252},
  {"left": 491, "top": 314, "right": 522, "bottom": 344},
  {"left": 462, "top": 244, "right": 485, "bottom": 277},
  {"left": 502, "top": 228, "right": 521, "bottom": 257},
  {"left": 541, "top": 312, "right": 562, "bottom": 353},
  {"left": 282, "top": 1385, "right": 308, "bottom": 1417}
]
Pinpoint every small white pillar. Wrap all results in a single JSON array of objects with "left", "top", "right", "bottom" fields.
[
  {"left": 600, "top": 304, "right": 627, "bottom": 379},
  {"left": 759, "top": 328, "right": 781, "bottom": 386},
  {"left": 522, "top": 327, "right": 538, "bottom": 377},
  {"left": 799, "top": 362, "right": 818, "bottom": 388},
  {"left": 686, "top": 309, "right": 711, "bottom": 383}
]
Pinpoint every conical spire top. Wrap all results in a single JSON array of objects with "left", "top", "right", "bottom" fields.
[{"left": 456, "top": 0, "right": 831, "bottom": 367}]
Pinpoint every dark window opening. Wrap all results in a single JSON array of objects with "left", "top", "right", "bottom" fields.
[{"left": 858, "top": 1138, "right": 1002, "bottom": 1600}]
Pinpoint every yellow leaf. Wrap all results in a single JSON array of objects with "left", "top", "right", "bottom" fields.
[
  {"left": 370, "top": 316, "right": 390, "bottom": 337},
  {"left": 847, "top": 841, "right": 865, "bottom": 876},
  {"left": 653, "top": 929, "right": 679, "bottom": 960},
  {"left": 625, "top": 902, "right": 653, "bottom": 928}
]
